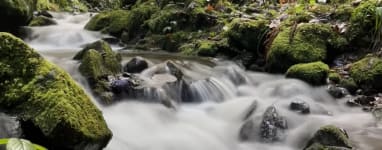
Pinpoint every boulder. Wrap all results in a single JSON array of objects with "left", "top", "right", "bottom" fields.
[
  {"left": 260, "top": 106, "right": 288, "bottom": 142},
  {"left": 267, "top": 23, "right": 334, "bottom": 73},
  {"left": 346, "top": 95, "right": 375, "bottom": 107},
  {"left": 0, "top": 32, "right": 112, "bottom": 150},
  {"left": 75, "top": 40, "right": 122, "bottom": 104},
  {"left": 327, "top": 85, "right": 350, "bottom": 98},
  {"left": 0, "top": 0, "right": 34, "bottom": 31},
  {"left": 124, "top": 57, "right": 149, "bottom": 73},
  {"left": 29, "top": 16, "right": 57, "bottom": 26},
  {"left": 286, "top": 61, "right": 329, "bottom": 85},
  {"left": 227, "top": 18, "right": 269, "bottom": 53},
  {"left": 289, "top": 100, "right": 310, "bottom": 114},
  {"left": 350, "top": 56, "right": 382, "bottom": 90},
  {"left": 304, "top": 125, "right": 352, "bottom": 150},
  {"left": 85, "top": 10, "right": 130, "bottom": 37}
]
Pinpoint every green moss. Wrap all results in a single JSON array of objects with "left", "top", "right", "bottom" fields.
[
  {"left": 35, "top": 0, "right": 88, "bottom": 11},
  {"left": 305, "top": 125, "right": 352, "bottom": 149},
  {"left": 350, "top": 56, "right": 382, "bottom": 90},
  {"left": 349, "top": 0, "right": 379, "bottom": 42},
  {"left": 328, "top": 72, "right": 341, "bottom": 84},
  {"left": 85, "top": 0, "right": 122, "bottom": 10},
  {"left": 267, "top": 23, "right": 331, "bottom": 73},
  {"left": 338, "top": 78, "right": 358, "bottom": 93},
  {"left": 332, "top": 4, "right": 354, "bottom": 21},
  {"left": 75, "top": 40, "right": 121, "bottom": 104},
  {"left": 286, "top": 61, "right": 329, "bottom": 85},
  {"left": 227, "top": 18, "right": 269, "bottom": 53},
  {"left": 125, "top": 2, "right": 159, "bottom": 38},
  {"left": 146, "top": 5, "right": 186, "bottom": 33},
  {"left": 85, "top": 10, "right": 130, "bottom": 37},
  {"left": 75, "top": 40, "right": 121, "bottom": 75},
  {"left": 0, "top": 32, "right": 111, "bottom": 149},
  {"left": 29, "top": 16, "right": 57, "bottom": 26}
]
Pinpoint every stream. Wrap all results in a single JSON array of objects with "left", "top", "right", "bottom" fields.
[{"left": 21, "top": 12, "right": 382, "bottom": 150}]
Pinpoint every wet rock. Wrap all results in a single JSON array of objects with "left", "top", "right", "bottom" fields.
[
  {"left": 111, "top": 79, "right": 131, "bottom": 94},
  {"left": 346, "top": 95, "right": 375, "bottom": 107},
  {"left": 327, "top": 85, "right": 350, "bottom": 98},
  {"left": 260, "top": 106, "right": 288, "bottom": 142},
  {"left": 289, "top": 100, "right": 310, "bottom": 114},
  {"left": 29, "top": 16, "right": 57, "bottom": 26},
  {"left": 37, "top": 10, "right": 53, "bottom": 18},
  {"left": 304, "top": 125, "right": 352, "bottom": 149},
  {"left": 239, "top": 119, "right": 255, "bottom": 141},
  {"left": 124, "top": 57, "right": 149, "bottom": 73},
  {"left": 0, "top": 113, "right": 22, "bottom": 138},
  {"left": 166, "top": 61, "right": 183, "bottom": 80},
  {"left": 242, "top": 100, "right": 258, "bottom": 120}
]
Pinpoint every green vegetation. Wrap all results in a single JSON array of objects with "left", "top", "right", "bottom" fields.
[
  {"left": 0, "top": 32, "right": 111, "bottom": 149},
  {"left": 328, "top": 72, "right": 341, "bottom": 84},
  {"left": 286, "top": 61, "right": 329, "bottom": 85},
  {"left": 0, "top": 0, "right": 34, "bottom": 30},
  {"left": 0, "top": 138, "right": 47, "bottom": 150},
  {"left": 85, "top": 10, "right": 130, "bottom": 36}
]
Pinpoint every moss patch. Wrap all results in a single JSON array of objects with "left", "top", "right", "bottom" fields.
[
  {"left": 286, "top": 61, "right": 329, "bottom": 85},
  {"left": 0, "top": 32, "right": 111, "bottom": 149},
  {"left": 227, "top": 18, "right": 269, "bottom": 53}
]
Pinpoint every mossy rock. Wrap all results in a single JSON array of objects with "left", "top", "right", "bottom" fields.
[
  {"left": 29, "top": 16, "right": 57, "bottom": 26},
  {"left": 304, "top": 125, "right": 352, "bottom": 150},
  {"left": 338, "top": 77, "right": 358, "bottom": 94},
  {"left": 35, "top": 0, "right": 87, "bottom": 11},
  {"left": 348, "top": 0, "right": 379, "bottom": 43},
  {"left": 0, "top": 0, "right": 34, "bottom": 31},
  {"left": 146, "top": 5, "right": 190, "bottom": 34},
  {"left": 85, "top": 10, "right": 130, "bottom": 37},
  {"left": 266, "top": 23, "right": 333, "bottom": 73},
  {"left": 0, "top": 32, "right": 112, "bottom": 150},
  {"left": 84, "top": 0, "right": 122, "bottom": 10},
  {"left": 227, "top": 18, "right": 269, "bottom": 53},
  {"left": 328, "top": 72, "right": 341, "bottom": 84},
  {"left": 332, "top": 4, "right": 354, "bottom": 21},
  {"left": 124, "top": 1, "right": 159, "bottom": 39},
  {"left": 286, "top": 61, "right": 329, "bottom": 85},
  {"left": 75, "top": 40, "right": 121, "bottom": 104},
  {"left": 350, "top": 56, "right": 382, "bottom": 90},
  {"left": 75, "top": 40, "right": 122, "bottom": 76}
]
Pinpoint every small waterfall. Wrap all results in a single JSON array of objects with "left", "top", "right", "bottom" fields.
[{"left": 24, "top": 12, "right": 110, "bottom": 51}]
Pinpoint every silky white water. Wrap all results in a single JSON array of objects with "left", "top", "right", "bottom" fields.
[{"left": 24, "top": 13, "right": 382, "bottom": 150}]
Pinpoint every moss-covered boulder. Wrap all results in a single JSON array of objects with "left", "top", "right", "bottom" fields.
[
  {"left": 227, "top": 18, "right": 269, "bottom": 53},
  {"left": 304, "top": 125, "right": 352, "bottom": 150},
  {"left": 75, "top": 40, "right": 121, "bottom": 104},
  {"left": 0, "top": 0, "right": 34, "bottom": 31},
  {"left": 266, "top": 23, "right": 333, "bottom": 73},
  {"left": 85, "top": 10, "right": 130, "bottom": 37},
  {"left": 29, "top": 16, "right": 57, "bottom": 26},
  {"left": 286, "top": 61, "right": 329, "bottom": 85},
  {"left": 348, "top": 0, "right": 379, "bottom": 43},
  {"left": 0, "top": 32, "right": 112, "bottom": 149},
  {"left": 350, "top": 56, "right": 382, "bottom": 90}
]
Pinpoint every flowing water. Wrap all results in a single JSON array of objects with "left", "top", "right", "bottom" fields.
[{"left": 22, "top": 13, "right": 382, "bottom": 150}]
